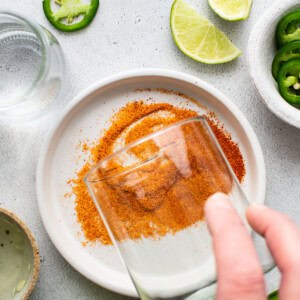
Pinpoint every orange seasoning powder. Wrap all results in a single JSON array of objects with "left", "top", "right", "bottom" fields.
[{"left": 71, "top": 101, "right": 245, "bottom": 245}]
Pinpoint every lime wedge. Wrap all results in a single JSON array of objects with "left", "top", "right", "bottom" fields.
[
  {"left": 208, "top": 0, "right": 253, "bottom": 21},
  {"left": 170, "top": 0, "right": 241, "bottom": 64}
]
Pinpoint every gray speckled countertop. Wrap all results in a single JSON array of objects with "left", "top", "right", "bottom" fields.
[{"left": 1, "top": 0, "right": 299, "bottom": 299}]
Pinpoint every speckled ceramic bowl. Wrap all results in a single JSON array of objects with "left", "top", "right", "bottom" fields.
[
  {"left": 248, "top": 0, "right": 300, "bottom": 128},
  {"left": 0, "top": 208, "right": 40, "bottom": 300}
]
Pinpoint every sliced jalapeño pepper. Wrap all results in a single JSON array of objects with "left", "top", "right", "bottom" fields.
[
  {"left": 268, "top": 290, "right": 278, "bottom": 300},
  {"left": 277, "top": 58, "right": 300, "bottom": 107},
  {"left": 272, "top": 41, "right": 300, "bottom": 79},
  {"left": 276, "top": 10, "right": 300, "bottom": 47},
  {"left": 43, "top": 0, "right": 99, "bottom": 32}
]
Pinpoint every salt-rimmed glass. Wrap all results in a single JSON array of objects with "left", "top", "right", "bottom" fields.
[{"left": 85, "top": 117, "right": 274, "bottom": 299}]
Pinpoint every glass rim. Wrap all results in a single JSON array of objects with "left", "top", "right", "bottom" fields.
[
  {"left": 85, "top": 116, "right": 207, "bottom": 183},
  {"left": 0, "top": 11, "right": 49, "bottom": 109}
]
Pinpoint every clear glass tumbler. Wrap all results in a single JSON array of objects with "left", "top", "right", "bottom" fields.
[
  {"left": 85, "top": 117, "right": 274, "bottom": 299},
  {"left": 0, "top": 11, "right": 67, "bottom": 122}
]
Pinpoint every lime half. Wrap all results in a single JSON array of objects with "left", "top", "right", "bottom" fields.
[
  {"left": 208, "top": 0, "right": 253, "bottom": 21},
  {"left": 170, "top": 0, "right": 241, "bottom": 64}
]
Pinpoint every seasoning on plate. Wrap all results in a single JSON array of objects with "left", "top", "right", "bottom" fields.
[{"left": 69, "top": 101, "right": 245, "bottom": 245}]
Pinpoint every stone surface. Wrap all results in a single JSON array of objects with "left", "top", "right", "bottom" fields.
[{"left": 0, "top": 0, "right": 299, "bottom": 299}]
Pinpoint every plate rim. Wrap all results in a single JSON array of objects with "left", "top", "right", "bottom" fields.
[{"left": 36, "top": 68, "right": 266, "bottom": 297}]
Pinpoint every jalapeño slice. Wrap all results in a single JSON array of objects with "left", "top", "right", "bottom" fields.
[
  {"left": 276, "top": 10, "right": 300, "bottom": 47},
  {"left": 43, "top": 0, "right": 99, "bottom": 32},
  {"left": 277, "top": 58, "right": 300, "bottom": 107},
  {"left": 272, "top": 41, "right": 300, "bottom": 79}
]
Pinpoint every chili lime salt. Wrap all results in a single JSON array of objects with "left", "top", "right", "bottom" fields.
[{"left": 70, "top": 101, "right": 245, "bottom": 245}]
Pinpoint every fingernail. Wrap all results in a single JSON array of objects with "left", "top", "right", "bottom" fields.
[{"left": 205, "top": 193, "right": 232, "bottom": 211}]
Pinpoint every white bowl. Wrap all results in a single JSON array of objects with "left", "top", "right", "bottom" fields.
[
  {"left": 248, "top": 0, "right": 300, "bottom": 128},
  {"left": 37, "top": 69, "right": 267, "bottom": 297}
]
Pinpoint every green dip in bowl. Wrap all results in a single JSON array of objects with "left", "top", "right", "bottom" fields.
[{"left": 0, "top": 208, "right": 39, "bottom": 299}]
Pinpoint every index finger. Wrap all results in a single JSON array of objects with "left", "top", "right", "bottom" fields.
[{"left": 205, "top": 193, "right": 265, "bottom": 300}]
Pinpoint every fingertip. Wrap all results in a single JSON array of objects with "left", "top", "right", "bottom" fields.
[
  {"left": 205, "top": 192, "right": 231, "bottom": 213},
  {"left": 205, "top": 193, "right": 235, "bottom": 232},
  {"left": 246, "top": 203, "right": 269, "bottom": 226},
  {"left": 246, "top": 202, "right": 265, "bottom": 213},
  {"left": 246, "top": 204, "right": 295, "bottom": 238}
]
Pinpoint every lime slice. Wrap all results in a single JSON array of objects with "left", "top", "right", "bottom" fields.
[
  {"left": 170, "top": 0, "right": 241, "bottom": 64},
  {"left": 208, "top": 0, "right": 253, "bottom": 21}
]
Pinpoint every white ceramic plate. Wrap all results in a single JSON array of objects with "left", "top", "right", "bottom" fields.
[
  {"left": 248, "top": 0, "right": 300, "bottom": 128},
  {"left": 36, "top": 69, "right": 266, "bottom": 297}
]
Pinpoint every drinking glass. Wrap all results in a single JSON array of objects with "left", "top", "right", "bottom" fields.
[
  {"left": 85, "top": 117, "right": 274, "bottom": 299},
  {"left": 0, "top": 11, "right": 67, "bottom": 122}
]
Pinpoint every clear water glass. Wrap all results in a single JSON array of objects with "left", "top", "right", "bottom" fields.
[
  {"left": 0, "top": 11, "right": 67, "bottom": 122},
  {"left": 85, "top": 117, "right": 274, "bottom": 299}
]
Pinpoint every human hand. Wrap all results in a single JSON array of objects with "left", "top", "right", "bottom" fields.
[{"left": 205, "top": 193, "right": 300, "bottom": 300}]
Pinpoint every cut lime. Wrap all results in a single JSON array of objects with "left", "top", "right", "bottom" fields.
[
  {"left": 170, "top": 0, "right": 241, "bottom": 64},
  {"left": 208, "top": 0, "right": 253, "bottom": 21}
]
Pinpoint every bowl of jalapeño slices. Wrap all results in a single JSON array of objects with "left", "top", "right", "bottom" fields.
[{"left": 248, "top": 0, "right": 300, "bottom": 128}]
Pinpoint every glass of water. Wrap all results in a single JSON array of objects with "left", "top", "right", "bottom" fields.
[
  {"left": 85, "top": 117, "right": 274, "bottom": 300},
  {"left": 0, "top": 11, "right": 67, "bottom": 122}
]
